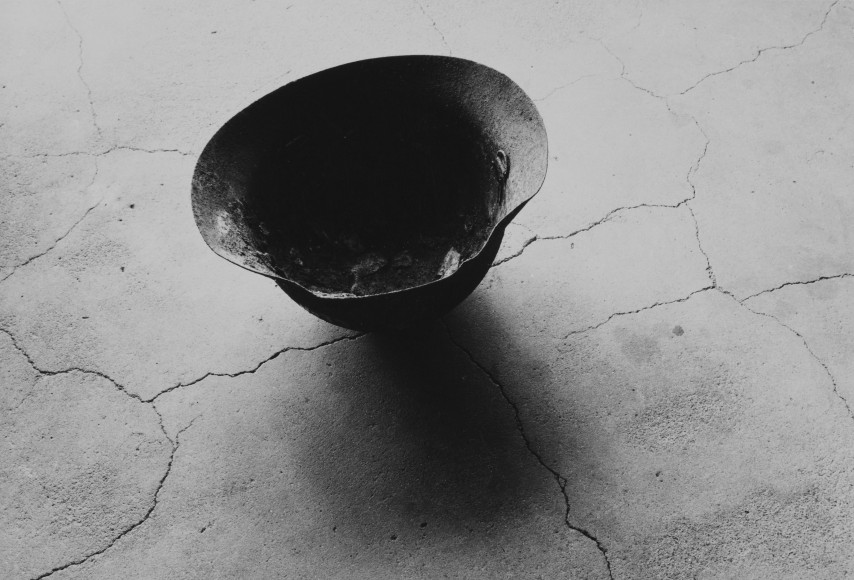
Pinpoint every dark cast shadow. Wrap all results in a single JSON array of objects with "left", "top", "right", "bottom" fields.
[{"left": 284, "top": 294, "right": 576, "bottom": 562}]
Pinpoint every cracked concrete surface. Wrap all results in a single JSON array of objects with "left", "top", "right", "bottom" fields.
[
  {"left": 0, "top": 150, "right": 359, "bottom": 400},
  {"left": 670, "top": 2, "right": 854, "bottom": 299},
  {"left": 745, "top": 275, "right": 854, "bottom": 415},
  {"left": 0, "top": 155, "right": 100, "bottom": 282},
  {"left": 1, "top": 332, "right": 172, "bottom": 579},
  {"left": 2, "top": 0, "right": 854, "bottom": 578}
]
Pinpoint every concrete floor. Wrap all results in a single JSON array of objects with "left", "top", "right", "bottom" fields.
[{"left": 2, "top": 1, "right": 854, "bottom": 578}]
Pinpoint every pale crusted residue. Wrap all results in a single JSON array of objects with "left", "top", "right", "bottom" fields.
[{"left": 437, "top": 248, "right": 461, "bottom": 278}]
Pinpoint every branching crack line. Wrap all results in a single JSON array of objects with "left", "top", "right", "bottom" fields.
[
  {"left": 441, "top": 321, "right": 614, "bottom": 580},
  {"left": 720, "top": 291, "right": 854, "bottom": 422},
  {"left": 3, "top": 322, "right": 365, "bottom": 574},
  {"left": 599, "top": 0, "right": 839, "bottom": 98},
  {"left": 55, "top": 0, "right": 101, "bottom": 137},
  {"left": 740, "top": 273, "right": 853, "bottom": 301},
  {"left": 1, "top": 325, "right": 189, "bottom": 579},
  {"left": 495, "top": 41, "right": 710, "bottom": 273},
  {"left": 678, "top": 0, "right": 839, "bottom": 96},
  {"left": 31, "top": 416, "right": 200, "bottom": 580},
  {"left": 2, "top": 321, "right": 365, "bottom": 407},
  {"left": 683, "top": 138, "right": 852, "bottom": 410},
  {"left": 492, "top": 199, "right": 698, "bottom": 269},
  {"left": 601, "top": 41, "right": 718, "bottom": 293},
  {"left": 0, "top": 160, "right": 102, "bottom": 285},
  {"left": 492, "top": 233, "right": 539, "bottom": 267},
  {"left": 1, "top": 327, "right": 146, "bottom": 406},
  {"left": 413, "top": 0, "right": 451, "bottom": 55},
  {"left": 147, "top": 332, "right": 367, "bottom": 402},
  {"left": 599, "top": 40, "right": 666, "bottom": 100},
  {"left": 564, "top": 285, "right": 715, "bottom": 339}
]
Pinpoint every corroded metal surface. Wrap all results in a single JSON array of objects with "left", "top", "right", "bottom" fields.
[{"left": 192, "top": 56, "right": 547, "bottom": 330}]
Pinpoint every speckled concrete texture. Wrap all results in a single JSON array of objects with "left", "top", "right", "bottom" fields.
[{"left": 2, "top": 1, "right": 853, "bottom": 578}]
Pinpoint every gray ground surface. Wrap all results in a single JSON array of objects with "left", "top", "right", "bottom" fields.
[{"left": 2, "top": 1, "right": 854, "bottom": 578}]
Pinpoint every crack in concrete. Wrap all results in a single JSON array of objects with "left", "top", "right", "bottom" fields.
[
  {"left": 681, "top": 134, "right": 853, "bottom": 424},
  {"left": 3, "top": 145, "right": 193, "bottom": 160},
  {"left": 629, "top": 0, "right": 643, "bottom": 35},
  {"left": 686, "top": 205, "right": 717, "bottom": 286},
  {"left": 147, "top": 332, "right": 367, "bottom": 402},
  {"left": 677, "top": 163, "right": 848, "bottom": 428},
  {"left": 686, "top": 129, "right": 710, "bottom": 198},
  {"left": 5, "top": 4, "right": 845, "bottom": 570},
  {"left": 412, "top": 0, "right": 452, "bottom": 55},
  {"left": 0, "top": 200, "right": 98, "bottom": 283},
  {"left": 599, "top": 39, "right": 666, "bottom": 100},
  {"left": 492, "top": 198, "right": 699, "bottom": 269},
  {"left": 600, "top": 41, "right": 719, "bottom": 294},
  {"left": 0, "top": 159, "right": 102, "bottom": 285},
  {"left": 493, "top": 40, "right": 711, "bottom": 272},
  {"left": 683, "top": 126, "right": 715, "bottom": 286},
  {"left": 718, "top": 291, "right": 854, "bottom": 423},
  {"left": 564, "top": 285, "right": 715, "bottom": 339},
  {"left": 677, "top": 0, "right": 840, "bottom": 96},
  {"left": 534, "top": 75, "right": 598, "bottom": 102},
  {"left": 30, "top": 416, "right": 200, "bottom": 580},
  {"left": 9, "top": 386, "right": 38, "bottom": 413},
  {"left": 1, "top": 325, "right": 365, "bottom": 405},
  {"left": 689, "top": 213, "right": 853, "bottom": 427},
  {"left": 492, "top": 223, "right": 539, "bottom": 266},
  {"left": 55, "top": 0, "right": 101, "bottom": 137},
  {"left": 0, "top": 326, "right": 147, "bottom": 406},
  {"left": 740, "top": 273, "right": 853, "bottom": 301},
  {"left": 492, "top": 232, "right": 540, "bottom": 267},
  {"left": 441, "top": 321, "right": 615, "bottom": 580},
  {"left": 0, "top": 138, "right": 198, "bottom": 283},
  {"left": 599, "top": 0, "right": 839, "bottom": 98},
  {"left": 0, "top": 325, "right": 185, "bottom": 579}
]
